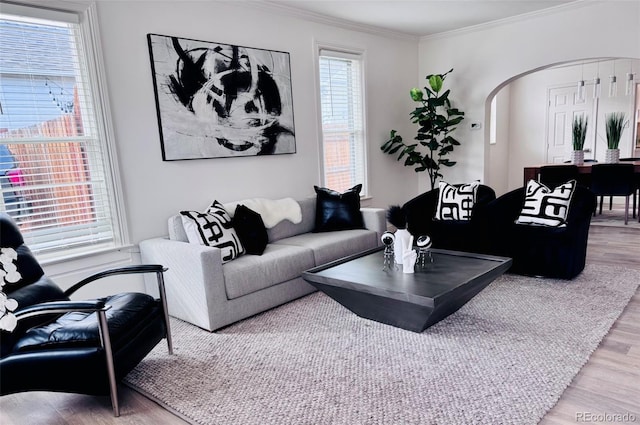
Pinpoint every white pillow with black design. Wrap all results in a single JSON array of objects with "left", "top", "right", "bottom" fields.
[
  {"left": 180, "top": 200, "right": 245, "bottom": 263},
  {"left": 434, "top": 181, "right": 480, "bottom": 221},
  {"left": 516, "top": 179, "right": 576, "bottom": 227}
]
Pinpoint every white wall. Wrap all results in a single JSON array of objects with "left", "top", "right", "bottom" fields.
[
  {"left": 96, "top": 1, "right": 419, "bottom": 242},
  {"left": 487, "top": 86, "right": 510, "bottom": 196},
  {"left": 418, "top": 0, "right": 640, "bottom": 192},
  {"left": 504, "top": 60, "right": 639, "bottom": 191},
  {"left": 40, "top": 0, "right": 420, "bottom": 293}
]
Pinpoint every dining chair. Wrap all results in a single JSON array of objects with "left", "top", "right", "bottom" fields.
[
  {"left": 619, "top": 158, "right": 640, "bottom": 219},
  {"left": 589, "top": 163, "right": 636, "bottom": 224},
  {"left": 539, "top": 165, "right": 579, "bottom": 189}
]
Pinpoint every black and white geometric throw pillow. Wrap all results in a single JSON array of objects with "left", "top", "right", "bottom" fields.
[
  {"left": 515, "top": 179, "right": 576, "bottom": 227},
  {"left": 180, "top": 200, "right": 245, "bottom": 263},
  {"left": 434, "top": 181, "right": 479, "bottom": 221}
]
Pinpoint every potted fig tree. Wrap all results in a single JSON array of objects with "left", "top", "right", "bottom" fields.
[{"left": 381, "top": 69, "right": 465, "bottom": 190}]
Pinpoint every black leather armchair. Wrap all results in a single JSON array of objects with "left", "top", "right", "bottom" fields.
[
  {"left": 484, "top": 185, "right": 596, "bottom": 279},
  {"left": 402, "top": 184, "right": 496, "bottom": 253},
  {"left": 0, "top": 213, "right": 172, "bottom": 416}
]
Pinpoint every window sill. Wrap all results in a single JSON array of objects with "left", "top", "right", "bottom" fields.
[{"left": 38, "top": 244, "right": 135, "bottom": 267}]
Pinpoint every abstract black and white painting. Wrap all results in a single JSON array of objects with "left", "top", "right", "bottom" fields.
[{"left": 147, "top": 34, "right": 296, "bottom": 160}]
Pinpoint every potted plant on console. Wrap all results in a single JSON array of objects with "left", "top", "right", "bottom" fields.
[
  {"left": 572, "top": 115, "right": 588, "bottom": 165},
  {"left": 381, "top": 69, "right": 465, "bottom": 190},
  {"left": 605, "top": 112, "right": 627, "bottom": 163}
]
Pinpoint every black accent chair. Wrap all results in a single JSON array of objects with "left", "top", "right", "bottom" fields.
[
  {"left": 589, "top": 163, "right": 636, "bottom": 224},
  {"left": 0, "top": 213, "right": 173, "bottom": 416},
  {"left": 539, "top": 164, "right": 580, "bottom": 189},
  {"left": 484, "top": 185, "right": 596, "bottom": 279},
  {"left": 402, "top": 184, "right": 496, "bottom": 253}
]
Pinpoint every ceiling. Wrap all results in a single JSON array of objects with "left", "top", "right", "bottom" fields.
[{"left": 266, "top": 0, "right": 579, "bottom": 37}]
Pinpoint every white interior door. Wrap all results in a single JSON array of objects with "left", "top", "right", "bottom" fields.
[{"left": 546, "top": 85, "right": 595, "bottom": 163}]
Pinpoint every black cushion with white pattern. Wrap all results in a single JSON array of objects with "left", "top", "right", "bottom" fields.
[
  {"left": 434, "top": 181, "right": 479, "bottom": 221},
  {"left": 180, "top": 201, "right": 245, "bottom": 263},
  {"left": 515, "top": 179, "right": 576, "bottom": 227}
]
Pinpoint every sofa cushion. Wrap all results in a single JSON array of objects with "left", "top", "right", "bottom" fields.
[
  {"left": 232, "top": 205, "right": 268, "bottom": 255},
  {"left": 274, "top": 229, "right": 377, "bottom": 266},
  {"left": 434, "top": 181, "right": 479, "bottom": 221},
  {"left": 180, "top": 201, "right": 245, "bottom": 263},
  {"left": 313, "top": 184, "right": 364, "bottom": 232},
  {"left": 223, "top": 244, "right": 315, "bottom": 300},
  {"left": 515, "top": 179, "right": 576, "bottom": 227}
]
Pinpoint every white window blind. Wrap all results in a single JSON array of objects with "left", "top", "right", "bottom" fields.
[
  {"left": 318, "top": 49, "right": 366, "bottom": 194},
  {"left": 0, "top": 8, "right": 122, "bottom": 258}
]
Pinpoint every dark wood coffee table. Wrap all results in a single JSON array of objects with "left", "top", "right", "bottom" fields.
[{"left": 302, "top": 247, "right": 512, "bottom": 332}]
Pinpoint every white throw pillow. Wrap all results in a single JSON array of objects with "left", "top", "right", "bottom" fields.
[
  {"left": 434, "top": 181, "right": 479, "bottom": 221},
  {"left": 180, "top": 201, "right": 245, "bottom": 263},
  {"left": 515, "top": 179, "right": 576, "bottom": 227}
]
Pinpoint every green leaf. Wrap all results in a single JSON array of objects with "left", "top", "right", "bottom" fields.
[
  {"left": 410, "top": 88, "right": 423, "bottom": 102},
  {"left": 388, "top": 144, "right": 403, "bottom": 155},
  {"left": 447, "top": 116, "right": 464, "bottom": 126},
  {"left": 428, "top": 75, "right": 443, "bottom": 92}
]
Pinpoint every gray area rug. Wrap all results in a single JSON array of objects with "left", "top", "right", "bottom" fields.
[
  {"left": 124, "top": 265, "right": 639, "bottom": 425},
  {"left": 590, "top": 203, "right": 640, "bottom": 229}
]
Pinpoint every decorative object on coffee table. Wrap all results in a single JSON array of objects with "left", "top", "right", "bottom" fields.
[
  {"left": 401, "top": 235, "right": 417, "bottom": 273},
  {"left": 380, "top": 231, "right": 397, "bottom": 271},
  {"left": 386, "top": 205, "right": 410, "bottom": 264},
  {"left": 571, "top": 115, "right": 588, "bottom": 165},
  {"left": 604, "top": 112, "right": 627, "bottom": 163},
  {"left": 416, "top": 235, "right": 433, "bottom": 269}
]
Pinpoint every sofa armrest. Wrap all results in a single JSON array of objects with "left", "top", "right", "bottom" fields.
[
  {"left": 139, "top": 238, "right": 225, "bottom": 331},
  {"left": 361, "top": 208, "right": 386, "bottom": 245}
]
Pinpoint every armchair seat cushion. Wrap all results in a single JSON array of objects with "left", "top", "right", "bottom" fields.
[{"left": 13, "top": 293, "right": 158, "bottom": 353}]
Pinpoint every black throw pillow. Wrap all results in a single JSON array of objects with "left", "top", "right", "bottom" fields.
[
  {"left": 232, "top": 205, "right": 268, "bottom": 255},
  {"left": 313, "top": 184, "right": 364, "bottom": 232}
]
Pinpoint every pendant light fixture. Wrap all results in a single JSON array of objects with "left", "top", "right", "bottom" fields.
[
  {"left": 626, "top": 60, "right": 635, "bottom": 96},
  {"left": 577, "top": 61, "right": 585, "bottom": 102},
  {"left": 608, "top": 60, "right": 617, "bottom": 97},
  {"left": 593, "top": 61, "right": 601, "bottom": 99}
]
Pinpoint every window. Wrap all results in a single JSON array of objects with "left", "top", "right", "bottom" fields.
[
  {"left": 0, "top": 3, "right": 125, "bottom": 260},
  {"left": 318, "top": 49, "right": 367, "bottom": 194},
  {"left": 489, "top": 95, "right": 497, "bottom": 145}
]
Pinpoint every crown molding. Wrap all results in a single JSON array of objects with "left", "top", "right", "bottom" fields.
[
  {"left": 419, "top": 0, "right": 592, "bottom": 42},
  {"left": 243, "top": 1, "right": 419, "bottom": 42}
]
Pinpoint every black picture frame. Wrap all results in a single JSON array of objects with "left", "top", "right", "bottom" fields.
[{"left": 147, "top": 33, "right": 296, "bottom": 161}]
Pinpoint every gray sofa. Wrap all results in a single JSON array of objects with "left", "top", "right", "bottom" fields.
[{"left": 139, "top": 197, "right": 386, "bottom": 331}]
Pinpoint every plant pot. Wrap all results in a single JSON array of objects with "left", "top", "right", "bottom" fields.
[
  {"left": 571, "top": 150, "right": 584, "bottom": 165},
  {"left": 605, "top": 148, "right": 620, "bottom": 163}
]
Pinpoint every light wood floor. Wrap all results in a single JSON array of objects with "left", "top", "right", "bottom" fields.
[{"left": 1, "top": 225, "right": 638, "bottom": 425}]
